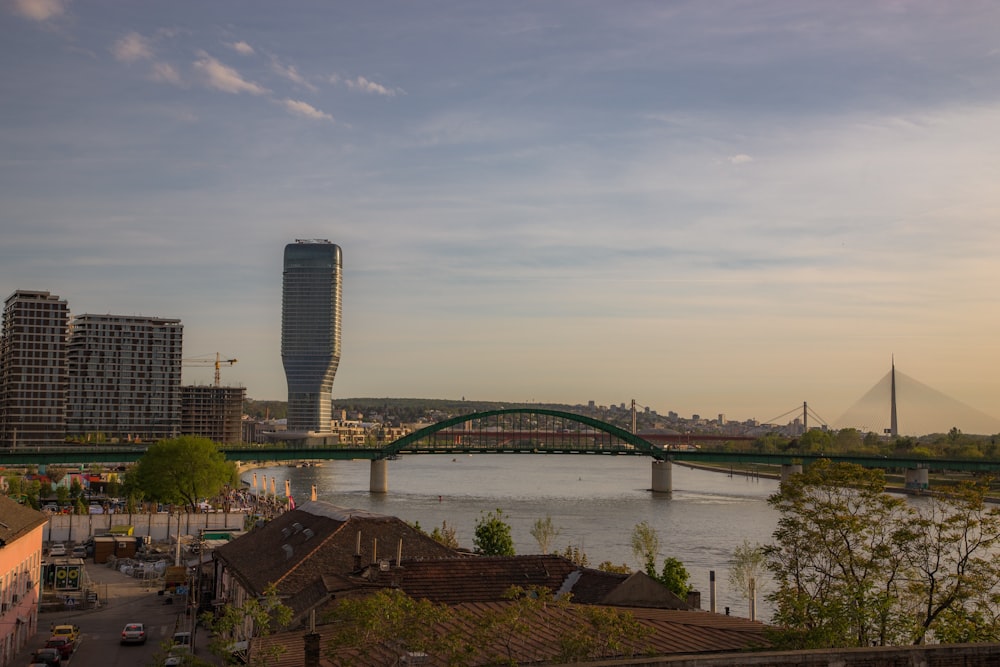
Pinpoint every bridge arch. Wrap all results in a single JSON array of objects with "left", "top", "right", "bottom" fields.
[
  {"left": 370, "top": 409, "right": 672, "bottom": 494},
  {"left": 381, "top": 408, "right": 667, "bottom": 460}
]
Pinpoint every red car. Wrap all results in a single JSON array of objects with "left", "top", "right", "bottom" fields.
[{"left": 44, "top": 636, "right": 74, "bottom": 659}]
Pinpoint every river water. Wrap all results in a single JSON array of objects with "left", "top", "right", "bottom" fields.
[{"left": 242, "top": 455, "right": 781, "bottom": 620}]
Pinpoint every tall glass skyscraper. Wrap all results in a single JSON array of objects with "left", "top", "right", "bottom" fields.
[{"left": 281, "top": 240, "right": 342, "bottom": 436}]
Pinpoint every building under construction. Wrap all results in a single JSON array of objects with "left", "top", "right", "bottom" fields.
[{"left": 181, "top": 385, "right": 245, "bottom": 444}]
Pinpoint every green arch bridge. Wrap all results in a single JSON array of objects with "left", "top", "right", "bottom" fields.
[{"left": 2, "top": 408, "right": 996, "bottom": 493}]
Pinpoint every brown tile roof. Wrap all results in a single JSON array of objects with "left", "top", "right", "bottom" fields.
[
  {"left": 252, "top": 602, "right": 770, "bottom": 666},
  {"left": 212, "top": 501, "right": 459, "bottom": 600},
  {"left": 367, "top": 554, "right": 580, "bottom": 603},
  {"left": 363, "top": 555, "right": 691, "bottom": 610},
  {"left": 0, "top": 495, "right": 47, "bottom": 545}
]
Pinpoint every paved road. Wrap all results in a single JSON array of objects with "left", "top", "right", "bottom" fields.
[{"left": 16, "top": 560, "right": 211, "bottom": 667}]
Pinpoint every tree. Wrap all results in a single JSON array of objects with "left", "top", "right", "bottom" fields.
[
  {"left": 474, "top": 508, "right": 515, "bottom": 556},
  {"left": 903, "top": 481, "right": 1000, "bottom": 644},
  {"left": 558, "top": 544, "right": 589, "bottom": 567},
  {"left": 131, "top": 436, "right": 237, "bottom": 513},
  {"left": 764, "top": 459, "right": 915, "bottom": 649},
  {"left": 657, "top": 557, "right": 691, "bottom": 599},
  {"left": 324, "top": 588, "right": 466, "bottom": 666},
  {"left": 529, "top": 515, "right": 560, "bottom": 554},
  {"left": 557, "top": 604, "right": 651, "bottom": 663},
  {"left": 430, "top": 520, "right": 459, "bottom": 549},
  {"left": 202, "top": 584, "right": 292, "bottom": 667},
  {"left": 630, "top": 521, "right": 660, "bottom": 574},
  {"left": 729, "top": 539, "right": 766, "bottom": 621}
]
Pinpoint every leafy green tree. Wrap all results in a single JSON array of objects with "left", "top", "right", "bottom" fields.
[
  {"left": 597, "top": 560, "right": 631, "bottom": 574},
  {"left": 55, "top": 485, "right": 70, "bottom": 506},
  {"left": 657, "top": 557, "right": 691, "bottom": 598},
  {"left": 832, "top": 428, "right": 863, "bottom": 453},
  {"left": 630, "top": 520, "right": 660, "bottom": 574},
  {"left": 529, "top": 515, "right": 560, "bottom": 554},
  {"left": 764, "top": 460, "right": 915, "bottom": 648},
  {"left": 729, "top": 539, "right": 766, "bottom": 620},
  {"left": 557, "top": 604, "right": 651, "bottom": 663},
  {"left": 474, "top": 508, "right": 515, "bottom": 556},
  {"left": 131, "top": 436, "right": 237, "bottom": 513},
  {"left": 430, "top": 520, "right": 459, "bottom": 549},
  {"left": 559, "top": 544, "right": 589, "bottom": 567},
  {"left": 324, "top": 588, "right": 466, "bottom": 666},
  {"left": 903, "top": 481, "right": 1000, "bottom": 644},
  {"left": 201, "top": 584, "right": 292, "bottom": 667}
]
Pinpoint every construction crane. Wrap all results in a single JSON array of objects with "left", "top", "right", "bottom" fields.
[{"left": 182, "top": 352, "right": 238, "bottom": 387}]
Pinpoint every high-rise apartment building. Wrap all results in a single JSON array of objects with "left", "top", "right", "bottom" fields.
[
  {"left": 67, "top": 314, "right": 183, "bottom": 443},
  {"left": 0, "top": 290, "right": 70, "bottom": 447},
  {"left": 181, "top": 385, "right": 246, "bottom": 444},
  {"left": 281, "top": 240, "right": 342, "bottom": 438}
]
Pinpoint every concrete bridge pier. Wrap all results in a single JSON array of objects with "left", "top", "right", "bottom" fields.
[
  {"left": 780, "top": 463, "right": 803, "bottom": 483},
  {"left": 370, "top": 459, "right": 388, "bottom": 494},
  {"left": 905, "top": 466, "right": 929, "bottom": 492},
  {"left": 651, "top": 460, "right": 672, "bottom": 493}
]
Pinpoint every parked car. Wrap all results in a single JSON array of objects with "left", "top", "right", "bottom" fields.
[
  {"left": 47, "top": 543, "right": 67, "bottom": 557},
  {"left": 30, "top": 647, "right": 61, "bottom": 666},
  {"left": 71, "top": 545, "right": 87, "bottom": 558},
  {"left": 120, "top": 622, "right": 146, "bottom": 645},
  {"left": 49, "top": 625, "right": 80, "bottom": 643},
  {"left": 43, "top": 636, "right": 74, "bottom": 659}
]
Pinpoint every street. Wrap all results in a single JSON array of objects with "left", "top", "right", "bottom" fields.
[{"left": 17, "top": 561, "right": 209, "bottom": 667}]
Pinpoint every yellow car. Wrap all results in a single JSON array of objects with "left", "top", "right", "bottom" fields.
[{"left": 50, "top": 624, "right": 80, "bottom": 643}]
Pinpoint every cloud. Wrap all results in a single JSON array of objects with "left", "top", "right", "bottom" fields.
[
  {"left": 9, "top": 0, "right": 66, "bottom": 21},
  {"left": 282, "top": 99, "right": 333, "bottom": 121},
  {"left": 113, "top": 32, "right": 153, "bottom": 63},
  {"left": 272, "top": 60, "right": 317, "bottom": 92},
  {"left": 345, "top": 75, "right": 396, "bottom": 97},
  {"left": 228, "top": 41, "right": 254, "bottom": 55},
  {"left": 728, "top": 154, "right": 754, "bottom": 164},
  {"left": 150, "top": 62, "right": 182, "bottom": 86},
  {"left": 193, "top": 52, "right": 268, "bottom": 95}
]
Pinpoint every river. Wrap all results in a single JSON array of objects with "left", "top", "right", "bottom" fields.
[{"left": 242, "top": 454, "right": 781, "bottom": 620}]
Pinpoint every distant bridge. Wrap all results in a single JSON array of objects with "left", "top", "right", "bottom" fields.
[{"left": 2, "top": 408, "right": 998, "bottom": 492}]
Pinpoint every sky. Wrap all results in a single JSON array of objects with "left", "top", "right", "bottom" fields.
[{"left": 3, "top": 0, "right": 1000, "bottom": 435}]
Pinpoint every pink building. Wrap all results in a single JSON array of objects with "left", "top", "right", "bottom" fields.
[{"left": 0, "top": 496, "right": 46, "bottom": 666}]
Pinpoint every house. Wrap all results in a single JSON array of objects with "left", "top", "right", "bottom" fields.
[
  {"left": 357, "top": 554, "right": 695, "bottom": 609},
  {"left": 0, "top": 496, "right": 47, "bottom": 666},
  {"left": 210, "top": 501, "right": 462, "bottom": 625}
]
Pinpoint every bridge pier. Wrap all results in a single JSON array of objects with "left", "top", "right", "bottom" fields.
[
  {"left": 905, "top": 467, "right": 929, "bottom": 492},
  {"left": 780, "top": 463, "right": 803, "bottom": 483},
  {"left": 370, "top": 459, "right": 388, "bottom": 494},
  {"left": 651, "top": 460, "right": 672, "bottom": 493}
]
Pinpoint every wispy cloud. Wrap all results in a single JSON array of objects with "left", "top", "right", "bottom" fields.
[
  {"left": 344, "top": 75, "right": 397, "bottom": 97},
  {"left": 9, "top": 0, "right": 66, "bottom": 21},
  {"left": 272, "top": 59, "right": 317, "bottom": 92},
  {"left": 282, "top": 99, "right": 333, "bottom": 121},
  {"left": 228, "top": 40, "right": 254, "bottom": 56},
  {"left": 728, "top": 154, "right": 754, "bottom": 164},
  {"left": 193, "top": 52, "right": 268, "bottom": 95},
  {"left": 150, "top": 62, "right": 182, "bottom": 86},
  {"left": 113, "top": 31, "right": 153, "bottom": 63}
]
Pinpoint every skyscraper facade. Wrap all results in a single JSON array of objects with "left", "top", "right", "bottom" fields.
[
  {"left": 282, "top": 240, "right": 342, "bottom": 436},
  {"left": 0, "top": 290, "right": 70, "bottom": 447},
  {"left": 67, "top": 314, "right": 183, "bottom": 442}
]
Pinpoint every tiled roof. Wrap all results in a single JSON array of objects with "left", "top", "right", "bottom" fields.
[
  {"left": 368, "top": 554, "right": 579, "bottom": 603},
  {"left": 212, "top": 501, "right": 460, "bottom": 600},
  {"left": 252, "top": 601, "right": 770, "bottom": 666},
  {"left": 0, "top": 495, "right": 47, "bottom": 544}
]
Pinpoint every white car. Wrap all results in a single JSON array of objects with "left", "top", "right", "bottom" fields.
[{"left": 48, "top": 543, "right": 67, "bottom": 557}]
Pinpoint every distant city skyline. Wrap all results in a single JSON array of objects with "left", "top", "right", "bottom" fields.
[{"left": 3, "top": 2, "right": 1000, "bottom": 433}]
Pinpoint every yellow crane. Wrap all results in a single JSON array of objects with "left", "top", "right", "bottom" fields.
[{"left": 182, "top": 352, "right": 238, "bottom": 387}]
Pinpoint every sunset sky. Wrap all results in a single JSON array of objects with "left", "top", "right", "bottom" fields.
[{"left": 3, "top": 1, "right": 1000, "bottom": 434}]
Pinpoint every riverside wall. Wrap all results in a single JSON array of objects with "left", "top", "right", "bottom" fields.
[{"left": 43, "top": 511, "right": 250, "bottom": 544}]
